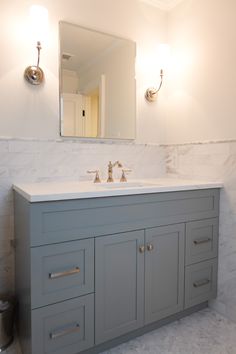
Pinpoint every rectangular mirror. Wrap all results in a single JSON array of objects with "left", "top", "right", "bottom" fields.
[{"left": 59, "top": 22, "right": 136, "bottom": 140}]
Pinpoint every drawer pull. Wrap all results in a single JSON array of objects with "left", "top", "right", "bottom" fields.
[
  {"left": 49, "top": 267, "right": 80, "bottom": 279},
  {"left": 193, "top": 279, "right": 210, "bottom": 288},
  {"left": 50, "top": 324, "right": 80, "bottom": 340},
  {"left": 193, "top": 238, "right": 211, "bottom": 245}
]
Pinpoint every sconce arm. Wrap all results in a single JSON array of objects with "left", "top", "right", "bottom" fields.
[
  {"left": 24, "top": 41, "right": 44, "bottom": 85},
  {"left": 36, "top": 41, "right": 42, "bottom": 68},
  {"left": 145, "top": 69, "right": 164, "bottom": 102}
]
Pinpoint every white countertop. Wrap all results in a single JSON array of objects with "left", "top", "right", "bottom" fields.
[{"left": 13, "top": 178, "right": 223, "bottom": 203}]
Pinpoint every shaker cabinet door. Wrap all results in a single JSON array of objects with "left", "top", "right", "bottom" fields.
[
  {"left": 145, "top": 224, "right": 185, "bottom": 324},
  {"left": 95, "top": 230, "right": 145, "bottom": 345}
]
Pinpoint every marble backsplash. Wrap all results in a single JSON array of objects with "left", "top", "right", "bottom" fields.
[
  {"left": 164, "top": 141, "right": 236, "bottom": 322},
  {"left": 0, "top": 138, "right": 166, "bottom": 295}
]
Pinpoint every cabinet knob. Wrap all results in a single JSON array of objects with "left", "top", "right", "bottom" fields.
[
  {"left": 139, "top": 245, "right": 145, "bottom": 253},
  {"left": 147, "top": 243, "right": 154, "bottom": 252}
]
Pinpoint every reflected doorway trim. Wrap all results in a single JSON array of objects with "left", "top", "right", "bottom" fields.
[
  {"left": 99, "top": 74, "right": 106, "bottom": 138},
  {"left": 82, "top": 74, "right": 106, "bottom": 138}
]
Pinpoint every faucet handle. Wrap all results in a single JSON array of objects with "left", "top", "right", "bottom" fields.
[
  {"left": 87, "top": 170, "right": 101, "bottom": 183},
  {"left": 120, "top": 168, "right": 132, "bottom": 182}
]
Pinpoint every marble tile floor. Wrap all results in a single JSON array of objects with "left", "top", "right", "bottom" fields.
[
  {"left": 101, "top": 309, "right": 236, "bottom": 354},
  {"left": 5, "top": 308, "right": 236, "bottom": 354}
]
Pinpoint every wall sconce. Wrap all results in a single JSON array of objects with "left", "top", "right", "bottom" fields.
[
  {"left": 145, "top": 44, "right": 170, "bottom": 102},
  {"left": 24, "top": 5, "right": 48, "bottom": 85},
  {"left": 145, "top": 69, "right": 163, "bottom": 102},
  {"left": 24, "top": 41, "right": 44, "bottom": 85}
]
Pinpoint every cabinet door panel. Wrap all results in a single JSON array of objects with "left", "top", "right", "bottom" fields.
[
  {"left": 145, "top": 224, "right": 185, "bottom": 324},
  {"left": 95, "top": 230, "right": 144, "bottom": 344}
]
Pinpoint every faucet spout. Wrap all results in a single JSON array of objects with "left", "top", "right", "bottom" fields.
[{"left": 107, "top": 161, "right": 122, "bottom": 182}]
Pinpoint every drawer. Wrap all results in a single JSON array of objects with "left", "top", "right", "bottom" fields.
[
  {"left": 28, "top": 189, "right": 219, "bottom": 246},
  {"left": 185, "top": 218, "right": 218, "bottom": 265},
  {"left": 32, "top": 294, "right": 94, "bottom": 354},
  {"left": 31, "top": 239, "right": 94, "bottom": 308},
  {"left": 185, "top": 259, "right": 217, "bottom": 309}
]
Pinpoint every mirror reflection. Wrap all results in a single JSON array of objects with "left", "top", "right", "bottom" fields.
[{"left": 59, "top": 22, "right": 136, "bottom": 139}]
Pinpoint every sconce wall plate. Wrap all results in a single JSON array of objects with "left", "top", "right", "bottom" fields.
[
  {"left": 24, "top": 41, "right": 44, "bottom": 85},
  {"left": 24, "top": 65, "right": 44, "bottom": 85},
  {"left": 145, "top": 87, "right": 159, "bottom": 102}
]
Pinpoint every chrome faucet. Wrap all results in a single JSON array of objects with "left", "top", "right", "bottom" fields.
[{"left": 107, "top": 161, "right": 122, "bottom": 182}]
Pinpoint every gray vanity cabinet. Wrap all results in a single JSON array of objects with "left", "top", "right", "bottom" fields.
[
  {"left": 14, "top": 188, "right": 220, "bottom": 354},
  {"left": 145, "top": 224, "right": 185, "bottom": 324},
  {"left": 95, "top": 230, "right": 145, "bottom": 344},
  {"left": 95, "top": 224, "right": 185, "bottom": 345}
]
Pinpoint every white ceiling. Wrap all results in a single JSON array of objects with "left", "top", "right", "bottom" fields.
[{"left": 140, "top": 0, "right": 184, "bottom": 11}]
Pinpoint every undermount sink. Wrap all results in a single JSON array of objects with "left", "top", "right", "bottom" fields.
[{"left": 97, "top": 181, "right": 158, "bottom": 189}]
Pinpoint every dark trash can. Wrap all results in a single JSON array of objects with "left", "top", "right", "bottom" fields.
[{"left": 0, "top": 295, "right": 16, "bottom": 352}]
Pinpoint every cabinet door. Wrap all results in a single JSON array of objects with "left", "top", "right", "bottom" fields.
[
  {"left": 145, "top": 224, "right": 185, "bottom": 325},
  {"left": 95, "top": 230, "right": 145, "bottom": 345}
]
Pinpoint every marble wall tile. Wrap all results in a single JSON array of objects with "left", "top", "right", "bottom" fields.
[
  {"left": 0, "top": 138, "right": 166, "bottom": 296},
  {"left": 164, "top": 141, "right": 236, "bottom": 323}
]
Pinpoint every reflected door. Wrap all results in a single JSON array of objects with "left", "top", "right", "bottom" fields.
[
  {"left": 62, "top": 93, "right": 99, "bottom": 137},
  {"left": 62, "top": 93, "right": 83, "bottom": 136}
]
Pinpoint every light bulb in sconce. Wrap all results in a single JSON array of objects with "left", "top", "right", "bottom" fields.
[
  {"left": 24, "top": 5, "right": 49, "bottom": 85},
  {"left": 145, "top": 43, "right": 170, "bottom": 102}
]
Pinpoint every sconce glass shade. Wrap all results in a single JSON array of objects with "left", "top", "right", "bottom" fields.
[
  {"left": 157, "top": 44, "right": 170, "bottom": 70},
  {"left": 30, "top": 5, "right": 49, "bottom": 42}
]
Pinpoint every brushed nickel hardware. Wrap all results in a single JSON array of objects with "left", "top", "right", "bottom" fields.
[
  {"left": 120, "top": 168, "right": 132, "bottom": 182},
  {"left": 139, "top": 245, "right": 145, "bottom": 254},
  {"left": 107, "top": 161, "right": 122, "bottom": 183},
  {"left": 50, "top": 324, "right": 80, "bottom": 340},
  {"left": 87, "top": 170, "right": 101, "bottom": 183},
  {"left": 145, "top": 69, "right": 163, "bottom": 102},
  {"left": 193, "top": 238, "right": 211, "bottom": 245},
  {"left": 24, "top": 41, "right": 44, "bottom": 85},
  {"left": 193, "top": 279, "right": 210, "bottom": 288},
  {"left": 24, "top": 5, "right": 48, "bottom": 85},
  {"left": 49, "top": 267, "right": 80, "bottom": 279},
  {"left": 147, "top": 243, "right": 154, "bottom": 252}
]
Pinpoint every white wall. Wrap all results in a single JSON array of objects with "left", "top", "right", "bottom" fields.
[
  {"left": 0, "top": 0, "right": 167, "bottom": 143},
  {"left": 2, "top": 0, "right": 236, "bottom": 145},
  {"left": 62, "top": 69, "right": 79, "bottom": 93},
  {"left": 165, "top": 0, "right": 236, "bottom": 144}
]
